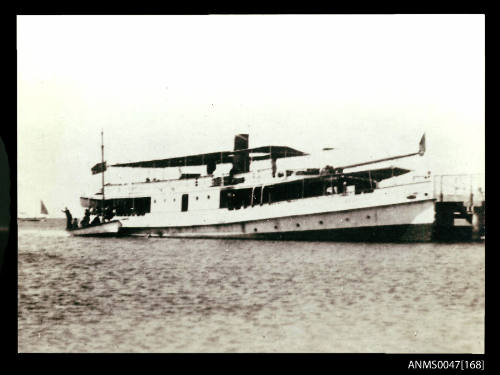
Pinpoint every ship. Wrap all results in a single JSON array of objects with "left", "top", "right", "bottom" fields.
[
  {"left": 18, "top": 200, "right": 49, "bottom": 222},
  {"left": 73, "top": 133, "right": 485, "bottom": 241}
]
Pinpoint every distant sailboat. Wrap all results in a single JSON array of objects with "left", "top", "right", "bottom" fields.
[{"left": 18, "top": 200, "right": 49, "bottom": 221}]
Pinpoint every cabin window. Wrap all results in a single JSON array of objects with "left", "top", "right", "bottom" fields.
[
  {"left": 303, "top": 178, "right": 325, "bottom": 198},
  {"left": 93, "top": 197, "right": 150, "bottom": 216},
  {"left": 214, "top": 173, "right": 385, "bottom": 212},
  {"left": 234, "top": 188, "right": 252, "bottom": 209},
  {"left": 220, "top": 188, "right": 252, "bottom": 210},
  {"left": 219, "top": 190, "right": 232, "bottom": 209},
  {"left": 261, "top": 186, "right": 271, "bottom": 205},
  {"left": 181, "top": 194, "right": 189, "bottom": 212}
]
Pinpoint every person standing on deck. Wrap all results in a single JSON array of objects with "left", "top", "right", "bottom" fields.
[
  {"left": 104, "top": 206, "right": 114, "bottom": 222},
  {"left": 81, "top": 209, "right": 90, "bottom": 227},
  {"left": 91, "top": 215, "right": 101, "bottom": 226},
  {"left": 62, "top": 207, "right": 72, "bottom": 229}
]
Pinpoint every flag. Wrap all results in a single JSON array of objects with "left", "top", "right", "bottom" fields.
[
  {"left": 418, "top": 133, "right": 426, "bottom": 156},
  {"left": 91, "top": 161, "right": 107, "bottom": 175}
]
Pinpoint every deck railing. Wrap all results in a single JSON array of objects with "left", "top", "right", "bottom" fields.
[{"left": 432, "top": 174, "right": 485, "bottom": 207}]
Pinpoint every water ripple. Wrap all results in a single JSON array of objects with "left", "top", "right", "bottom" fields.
[{"left": 18, "top": 219, "right": 484, "bottom": 353}]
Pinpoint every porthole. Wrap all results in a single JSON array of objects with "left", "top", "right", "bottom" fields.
[
  {"left": 207, "top": 195, "right": 210, "bottom": 199},
  {"left": 153, "top": 200, "right": 156, "bottom": 203},
  {"left": 296, "top": 223, "right": 300, "bottom": 227},
  {"left": 173, "top": 198, "right": 176, "bottom": 202},
  {"left": 274, "top": 225, "right": 278, "bottom": 229},
  {"left": 319, "top": 220, "right": 324, "bottom": 225},
  {"left": 345, "top": 218, "right": 350, "bottom": 222},
  {"left": 366, "top": 215, "right": 371, "bottom": 219},
  {"left": 196, "top": 196, "right": 199, "bottom": 200},
  {"left": 424, "top": 193, "right": 428, "bottom": 196},
  {"left": 254, "top": 228, "right": 258, "bottom": 232}
]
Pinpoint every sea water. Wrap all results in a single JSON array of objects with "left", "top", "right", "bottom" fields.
[{"left": 17, "top": 219, "right": 484, "bottom": 353}]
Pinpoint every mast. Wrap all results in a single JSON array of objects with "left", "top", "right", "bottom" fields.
[
  {"left": 101, "top": 130, "right": 105, "bottom": 222},
  {"left": 334, "top": 133, "right": 426, "bottom": 172}
]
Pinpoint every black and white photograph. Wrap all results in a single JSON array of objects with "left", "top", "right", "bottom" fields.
[{"left": 15, "top": 14, "right": 485, "bottom": 354}]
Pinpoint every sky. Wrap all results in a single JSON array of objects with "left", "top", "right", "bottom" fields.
[{"left": 16, "top": 15, "right": 485, "bottom": 217}]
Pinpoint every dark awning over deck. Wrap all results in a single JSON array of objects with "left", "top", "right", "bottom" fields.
[
  {"left": 343, "top": 166, "right": 411, "bottom": 182},
  {"left": 111, "top": 146, "right": 307, "bottom": 168}
]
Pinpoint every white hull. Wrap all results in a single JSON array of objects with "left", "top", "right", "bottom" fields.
[
  {"left": 120, "top": 200, "right": 436, "bottom": 241},
  {"left": 118, "top": 182, "right": 439, "bottom": 241},
  {"left": 123, "top": 181, "right": 434, "bottom": 227},
  {"left": 68, "top": 220, "right": 122, "bottom": 237}
]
